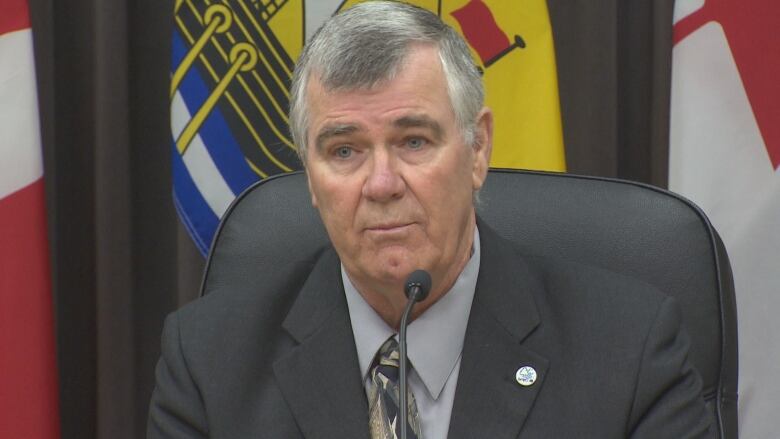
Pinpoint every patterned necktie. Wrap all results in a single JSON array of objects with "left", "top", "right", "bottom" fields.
[{"left": 368, "top": 337, "right": 423, "bottom": 439}]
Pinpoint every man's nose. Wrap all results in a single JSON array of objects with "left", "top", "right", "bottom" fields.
[{"left": 362, "top": 149, "right": 405, "bottom": 202}]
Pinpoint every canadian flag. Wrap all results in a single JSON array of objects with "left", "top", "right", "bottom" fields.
[
  {"left": 0, "top": 0, "right": 61, "bottom": 437},
  {"left": 668, "top": 0, "right": 779, "bottom": 436}
]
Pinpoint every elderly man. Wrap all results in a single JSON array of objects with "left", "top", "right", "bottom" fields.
[{"left": 148, "top": 2, "right": 715, "bottom": 438}]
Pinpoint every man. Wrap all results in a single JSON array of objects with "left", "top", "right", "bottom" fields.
[{"left": 148, "top": 2, "right": 715, "bottom": 438}]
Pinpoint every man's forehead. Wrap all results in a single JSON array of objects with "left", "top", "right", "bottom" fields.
[
  {"left": 309, "top": 72, "right": 396, "bottom": 97},
  {"left": 314, "top": 114, "right": 444, "bottom": 150},
  {"left": 305, "top": 72, "right": 392, "bottom": 105}
]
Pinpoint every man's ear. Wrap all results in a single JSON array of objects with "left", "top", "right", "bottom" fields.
[
  {"left": 305, "top": 170, "right": 319, "bottom": 208},
  {"left": 471, "top": 107, "right": 493, "bottom": 191}
]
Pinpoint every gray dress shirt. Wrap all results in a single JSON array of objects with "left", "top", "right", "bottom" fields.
[{"left": 343, "top": 228, "right": 481, "bottom": 439}]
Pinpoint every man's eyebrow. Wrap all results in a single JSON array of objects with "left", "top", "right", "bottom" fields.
[
  {"left": 393, "top": 115, "right": 443, "bottom": 140},
  {"left": 315, "top": 124, "right": 360, "bottom": 151}
]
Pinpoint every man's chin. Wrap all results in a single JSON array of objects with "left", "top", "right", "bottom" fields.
[{"left": 367, "top": 256, "right": 424, "bottom": 286}]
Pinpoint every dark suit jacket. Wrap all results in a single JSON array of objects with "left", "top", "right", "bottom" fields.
[{"left": 148, "top": 223, "right": 715, "bottom": 438}]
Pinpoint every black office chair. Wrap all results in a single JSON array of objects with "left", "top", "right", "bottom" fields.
[{"left": 201, "top": 169, "right": 738, "bottom": 438}]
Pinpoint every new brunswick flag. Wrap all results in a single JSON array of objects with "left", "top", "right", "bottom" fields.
[{"left": 171, "top": 0, "right": 565, "bottom": 254}]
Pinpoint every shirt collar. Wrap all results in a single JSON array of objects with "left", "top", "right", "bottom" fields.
[{"left": 343, "top": 227, "right": 481, "bottom": 400}]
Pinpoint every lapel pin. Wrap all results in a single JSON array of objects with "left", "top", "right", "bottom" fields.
[{"left": 515, "top": 366, "right": 537, "bottom": 387}]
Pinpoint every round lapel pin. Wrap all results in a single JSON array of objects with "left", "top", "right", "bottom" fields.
[{"left": 515, "top": 366, "right": 537, "bottom": 387}]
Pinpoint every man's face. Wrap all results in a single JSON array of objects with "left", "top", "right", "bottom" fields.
[{"left": 304, "top": 44, "right": 492, "bottom": 303}]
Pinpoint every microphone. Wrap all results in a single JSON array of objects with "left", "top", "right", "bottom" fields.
[
  {"left": 399, "top": 270, "right": 431, "bottom": 439},
  {"left": 404, "top": 269, "right": 432, "bottom": 302}
]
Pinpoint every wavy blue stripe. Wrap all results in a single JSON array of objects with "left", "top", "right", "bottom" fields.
[
  {"left": 172, "top": 142, "right": 219, "bottom": 255},
  {"left": 172, "top": 32, "right": 259, "bottom": 195}
]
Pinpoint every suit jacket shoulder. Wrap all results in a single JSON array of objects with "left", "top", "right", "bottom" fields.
[
  {"left": 148, "top": 247, "right": 372, "bottom": 439},
  {"left": 447, "top": 223, "right": 715, "bottom": 439}
]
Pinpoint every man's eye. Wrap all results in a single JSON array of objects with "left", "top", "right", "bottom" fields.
[
  {"left": 334, "top": 146, "right": 353, "bottom": 158},
  {"left": 406, "top": 137, "right": 427, "bottom": 150}
]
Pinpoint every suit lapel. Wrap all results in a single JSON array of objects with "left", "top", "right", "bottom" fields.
[
  {"left": 273, "top": 248, "right": 371, "bottom": 439},
  {"left": 448, "top": 223, "right": 549, "bottom": 439}
]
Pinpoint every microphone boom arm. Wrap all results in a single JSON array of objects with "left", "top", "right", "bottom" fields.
[{"left": 399, "top": 270, "right": 431, "bottom": 439}]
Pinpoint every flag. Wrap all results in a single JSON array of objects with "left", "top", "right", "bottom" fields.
[
  {"left": 171, "top": 0, "right": 302, "bottom": 254},
  {"left": 668, "top": 0, "right": 779, "bottom": 436},
  {"left": 0, "top": 0, "right": 61, "bottom": 437},
  {"left": 341, "top": 0, "right": 567, "bottom": 171},
  {"left": 451, "top": 0, "right": 521, "bottom": 67},
  {"left": 172, "top": 0, "right": 565, "bottom": 253}
]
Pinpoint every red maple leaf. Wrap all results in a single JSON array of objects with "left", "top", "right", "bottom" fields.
[{"left": 675, "top": 0, "right": 779, "bottom": 170}]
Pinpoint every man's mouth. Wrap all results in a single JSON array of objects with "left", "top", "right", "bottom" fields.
[{"left": 365, "top": 223, "right": 413, "bottom": 233}]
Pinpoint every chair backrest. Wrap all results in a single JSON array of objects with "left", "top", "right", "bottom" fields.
[{"left": 201, "top": 169, "right": 737, "bottom": 438}]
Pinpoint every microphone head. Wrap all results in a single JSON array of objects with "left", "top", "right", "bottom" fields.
[{"left": 404, "top": 270, "right": 432, "bottom": 302}]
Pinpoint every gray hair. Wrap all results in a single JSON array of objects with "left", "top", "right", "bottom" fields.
[{"left": 289, "top": 1, "right": 484, "bottom": 161}]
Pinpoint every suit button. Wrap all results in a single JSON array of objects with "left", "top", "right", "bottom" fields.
[{"left": 515, "top": 366, "right": 537, "bottom": 386}]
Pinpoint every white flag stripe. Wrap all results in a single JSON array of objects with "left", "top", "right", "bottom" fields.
[
  {"left": 170, "top": 90, "right": 189, "bottom": 140},
  {"left": 669, "top": 23, "right": 773, "bottom": 235},
  {"left": 669, "top": 11, "right": 780, "bottom": 439},
  {"left": 172, "top": 90, "right": 235, "bottom": 218},
  {"left": 0, "top": 29, "right": 43, "bottom": 200},
  {"left": 725, "top": 176, "right": 780, "bottom": 437},
  {"left": 304, "top": 0, "right": 343, "bottom": 41},
  {"left": 672, "top": 0, "right": 705, "bottom": 25}
]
